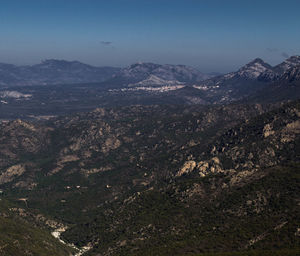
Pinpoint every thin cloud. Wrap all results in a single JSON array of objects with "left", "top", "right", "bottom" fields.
[
  {"left": 266, "top": 48, "right": 289, "bottom": 59},
  {"left": 100, "top": 41, "right": 113, "bottom": 46}
]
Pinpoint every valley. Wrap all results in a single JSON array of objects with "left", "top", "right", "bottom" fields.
[{"left": 0, "top": 99, "right": 299, "bottom": 255}]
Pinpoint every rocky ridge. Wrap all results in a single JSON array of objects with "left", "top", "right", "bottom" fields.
[
  {"left": 192, "top": 56, "right": 300, "bottom": 103},
  {"left": 0, "top": 100, "right": 299, "bottom": 255}
]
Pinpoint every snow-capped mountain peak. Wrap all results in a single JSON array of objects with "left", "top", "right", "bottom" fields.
[
  {"left": 128, "top": 74, "right": 184, "bottom": 87},
  {"left": 114, "top": 62, "right": 212, "bottom": 85},
  {"left": 274, "top": 55, "right": 300, "bottom": 74},
  {"left": 280, "top": 64, "right": 300, "bottom": 82},
  {"left": 236, "top": 58, "right": 273, "bottom": 79},
  {"left": 116, "top": 63, "right": 160, "bottom": 80}
]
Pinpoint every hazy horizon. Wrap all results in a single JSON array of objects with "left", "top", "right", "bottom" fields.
[
  {"left": 1, "top": 55, "right": 300, "bottom": 76},
  {"left": 1, "top": 0, "right": 300, "bottom": 73}
]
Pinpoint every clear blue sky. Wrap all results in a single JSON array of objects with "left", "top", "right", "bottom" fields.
[{"left": 0, "top": 0, "right": 300, "bottom": 72}]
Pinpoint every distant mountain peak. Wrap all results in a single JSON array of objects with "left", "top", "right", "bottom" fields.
[
  {"left": 237, "top": 58, "right": 273, "bottom": 79},
  {"left": 128, "top": 74, "right": 183, "bottom": 87},
  {"left": 248, "top": 57, "right": 266, "bottom": 64},
  {"left": 42, "top": 59, "right": 70, "bottom": 63},
  {"left": 41, "top": 59, "right": 75, "bottom": 64},
  {"left": 129, "top": 62, "right": 160, "bottom": 69},
  {"left": 286, "top": 55, "right": 300, "bottom": 60},
  {"left": 39, "top": 59, "right": 90, "bottom": 68},
  {"left": 280, "top": 64, "right": 300, "bottom": 82},
  {"left": 114, "top": 62, "right": 211, "bottom": 85},
  {"left": 242, "top": 58, "right": 272, "bottom": 68},
  {"left": 0, "top": 59, "right": 120, "bottom": 86},
  {"left": 274, "top": 55, "right": 300, "bottom": 74},
  {"left": 281, "top": 55, "right": 300, "bottom": 66}
]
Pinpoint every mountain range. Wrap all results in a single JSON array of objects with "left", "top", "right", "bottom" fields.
[
  {"left": 192, "top": 56, "right": 300, "bottom": 103},
  {"left": 0, "top": 56, "right": 300, "bottom": 120},
  {"left": 0, "top": 54, "right": 300, "bottom": 255},
  {"left": 1, "top": 56, "right": 299, "bottom": 89},
  {"left": 0, "top": 60, "right": 212, "bottom": 88},
  {"left": 108, "top": 62, "right": 212, "bottom": 87},
  {"left": 0, "top": 59, "right": 120, "bottom": 86}
]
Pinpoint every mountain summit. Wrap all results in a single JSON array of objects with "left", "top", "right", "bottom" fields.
[
  {"left": 0, "top": 60, "right": 120, "bottom": 87},
  {"left": 235, "top": 58, "right": 273, "bottom": 79},
  {"left": 192, "top": 56, "right": 300, "bottom": 103},
  {"left": 111, "top": 62, "right": 212, "bottom": 87},
  {"left": 273, "top": 55, "right": 300, "bottom": 74},
  {"left": 280, "top": 64, "right": 300, "bottom": 82}
]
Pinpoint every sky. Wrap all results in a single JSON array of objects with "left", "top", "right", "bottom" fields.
[{"left": 0, "top": 0, "right": 300, "bottom": 73}]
